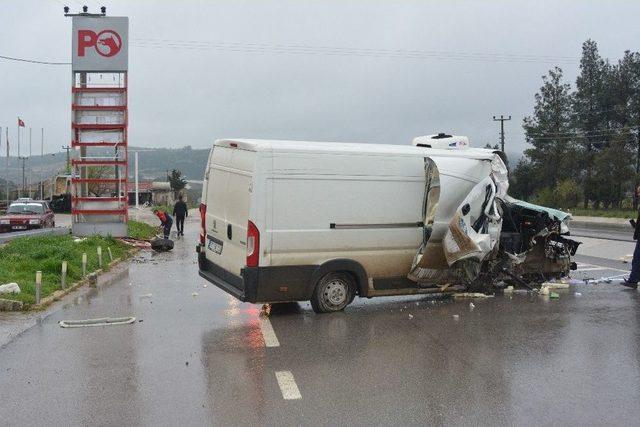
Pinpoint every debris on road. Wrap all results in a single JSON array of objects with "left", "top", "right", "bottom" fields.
[
  {"left": 453, "top": 292, "right": 494, "bottom": 299},
  {"left": 575, "top": 292, "right": 582, "bottom": 297},
  {"left": 549, "top": 292, "right": 560, "bottom": 299},
  {"left": 59, "top": 317, "right": 136, "bottom": 328},
  {"left": 504, "top": 285, "right": 514, "bottom": 294},
  {"left": 119, "top": 237, "right": 152, "bottom": 249},
  {"left": 191, "top": 292, "right": 199, "bottom": 297},
  {"left": 542, "top": 282, "right": 570, "bottom": 289},
  {"left": 469, "top": 302, "right": 475, "bottom": 310},
  {"left": 261, "top": 304, "right": 272, "bottom": 316},
  {"left": 150, "top": 237, "right": 174, "bottom": 252},
  {"left": 408, "top": 314, "right": 414, "bottom": 319},
  {"left": 453, "top": 314, "right": 460, "bottom": 321},
  {"left": 540, "top": 285, "right": 550, "bottom": 296},
  {"left": 0, "top": 283, "right": 20, "bottom": 295},
  {"left": 139, "top": 293, "right": 153, "bottom": 299}
]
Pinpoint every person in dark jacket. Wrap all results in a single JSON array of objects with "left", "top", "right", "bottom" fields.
[
  {"left": 622, "top": 185, "right": 640, "bottom": 289},
  {"left": 173, "top": 194, "right": 188, "bottom": 236},
  {"left": 153, "top": 208, "right": 173, "bottom": 239}
]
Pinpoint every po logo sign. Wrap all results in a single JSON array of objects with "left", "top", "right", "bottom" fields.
[{"left": 78, "top": 29, "right": 122, "bottom": 57}]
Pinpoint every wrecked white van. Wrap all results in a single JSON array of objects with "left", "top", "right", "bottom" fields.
[{"left": 197, "top": 138, "right": 579, "bottom": 312}]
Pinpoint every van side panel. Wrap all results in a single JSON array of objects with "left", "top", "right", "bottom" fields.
[{"left": 267, "top": 152, "right": 425, "bottom": 278}]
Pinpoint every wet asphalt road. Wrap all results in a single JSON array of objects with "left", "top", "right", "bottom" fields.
[{"left": 1, "top": 221, "right": 640, "bottom": 426}]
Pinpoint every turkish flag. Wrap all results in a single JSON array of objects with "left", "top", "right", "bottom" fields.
[{"left": 18, "top": 118, "right": 25, "bottom": 127}]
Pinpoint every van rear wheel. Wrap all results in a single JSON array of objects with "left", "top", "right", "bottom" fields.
[{"left": 310, "top": 272, "right": 355, "bottom": 313}]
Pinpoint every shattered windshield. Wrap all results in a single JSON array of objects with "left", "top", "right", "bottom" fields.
[{"left": 7, "top": 203, "right": 44, "bottom": 214}]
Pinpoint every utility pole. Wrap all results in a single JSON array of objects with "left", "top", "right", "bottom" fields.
[
  {"left": 493, "top": 115, "right": 512, "bottom": 152},
  {"left": 62, "top": 145, "right": 72, "bottom": 174},
  {"left": 18, "top": 156, "right": 28, "bottom": 198}
]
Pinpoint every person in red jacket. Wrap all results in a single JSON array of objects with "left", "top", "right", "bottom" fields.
[{"left": 153, "top": 208, "right": 173, "bottom": 239}]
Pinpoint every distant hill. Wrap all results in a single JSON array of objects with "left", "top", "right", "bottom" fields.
[{"left": 1, "top": 145, "right": 210, "bottom": 183}]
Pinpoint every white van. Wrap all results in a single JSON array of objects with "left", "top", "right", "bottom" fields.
[{"left": 197, "top": 139, "right": 578, "bottom": 312}]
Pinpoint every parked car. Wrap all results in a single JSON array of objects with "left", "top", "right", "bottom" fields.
[
  {"left": 196, "top": 137, "right": 580, "bottom": 313},
  {"left": 0, "top": 200, "right": 55, "bottom": 232}
]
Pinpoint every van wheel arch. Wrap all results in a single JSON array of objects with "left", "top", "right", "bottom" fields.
[{"left": 311, "top": 259, "right": 368, "bottom": 298}]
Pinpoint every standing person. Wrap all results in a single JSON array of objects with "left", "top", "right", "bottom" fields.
[
  {"left": 173, "top": 194, "right": 188, "bottom": 236},
  {"left": 153, "top": 208, "right": 173, "bottom": 239},
  {"left": 622, "top": 185, "right": 640, "bottom": 289}
]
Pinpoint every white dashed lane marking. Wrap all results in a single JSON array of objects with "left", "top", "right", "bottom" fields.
[
  {"left": 275, "top": 371, "right": 302, "bottom": 400},
  {"left": 259, "top": 316, "right": 280, "bottom": 347}
]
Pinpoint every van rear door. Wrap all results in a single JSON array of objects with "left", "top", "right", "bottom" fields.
[
  {"left": 223, "top": 148, "right": 256, "bottom": 276},
  {"left": 204, "top": 145, "right": 257, "bottom": 277}
]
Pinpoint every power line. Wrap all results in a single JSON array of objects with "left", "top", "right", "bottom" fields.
[
  {"left": 129, "top": 39, "right": 579, "bottom": 64},
  {"left": 0, "top": 54, "right": 70, "bottom": 65}
]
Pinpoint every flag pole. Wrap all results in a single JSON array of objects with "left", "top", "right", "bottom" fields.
[
  {"left": 6, "top": 127, "right": 10, "bottom": 205},
  {"left": 29, "top": 127, "right": 32, "bottom": 199},
  {"left": 40, "top": 128, "right": 44, "bottom": 200}
]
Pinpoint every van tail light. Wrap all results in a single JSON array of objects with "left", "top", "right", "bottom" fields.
[
  {"left": 246, "top": 220, "right": 260, "bottom": 267},
  {"left": 199, "top": 203, "right": 207, "bottom": 246}
]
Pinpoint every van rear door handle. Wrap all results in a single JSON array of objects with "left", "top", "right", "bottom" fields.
[{"left": 227, "top": 224, "right": 232, "bottom": 240}]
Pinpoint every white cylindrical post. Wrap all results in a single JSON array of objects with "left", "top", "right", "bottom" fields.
[
  {"left": 35, "top": 271, "right": 42, "bottom": 304},
  {"left": 135, "top": 151, "right": 139, "bottom": 210},
  {"left": 97, "top": 246, "right": 102, "bottom": 268},
  {"left": 61, "top": 261, "right": 67, "bottom": 289},
  {"left": 107, "top": 247, "right": 113, "bottom": 263},
  {"left": 82, "top": 253, "right": 87, "bottom": 277}
]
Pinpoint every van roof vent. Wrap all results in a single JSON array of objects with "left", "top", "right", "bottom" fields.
[{"left": 412, "top": 134, "right": 470, "bottom": 150}]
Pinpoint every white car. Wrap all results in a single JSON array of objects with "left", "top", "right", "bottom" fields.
[{"left": 196, "top": 138, "right": 579, "bottom": 313}]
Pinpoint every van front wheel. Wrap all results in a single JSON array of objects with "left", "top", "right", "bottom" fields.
[{"left": 310, "top": 272, "right": 355, "bottom": 313}]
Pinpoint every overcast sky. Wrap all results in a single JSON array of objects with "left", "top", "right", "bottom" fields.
[{"left": 1, "top": 0, "right": 640, "bottom": 157}]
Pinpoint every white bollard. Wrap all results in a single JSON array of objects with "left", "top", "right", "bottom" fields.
[
  {"left": 82, "top": 253, "right": 87, "bottom": 277},
  {"left": 97, "top": 246, "right": 103, "bottom": 269},
  {"left": 61, "top": 261, "right": 67, "bottom": 289},
  {"left": 107, "top": 247, "right": 113, "bottom": 263},
  {"left": 35, "top": 271, "right": 42, "bottom": 304}
]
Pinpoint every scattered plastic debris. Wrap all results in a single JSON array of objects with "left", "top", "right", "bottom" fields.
[
  {"left": 0, "top": 283, "right": 20, "bottom": 295},
  {"left": 139, "top": 293, "right": 153, "bottom": 299},
  {"left": 540, "top": 285, "right": 550, "bottom": 296},
  {"left": 203, "top": 284, "right": 208, "bottom": 288},
  {"left": 453, "top": 293, "right": 493, "bottom": 299},
  {"left": 73, "top": 238, "right": 86, "bottom": 243},
  {"left": 453, "top": 314, "right": 460, "bottom": 321},
  {"left": 549, "top": 292, "right": 560, "bottom": 299},
  {"left": 542, "top": 282, "right": 570, "bottom": 289},
  {"left": 469, "top": 302, "right": 475, "bottom": 310},
  {"left": 503, "top": 285, "right": 514, "bottom": 294},
  {"left": 59, "top": 317, "right": 136, "bottom": 328},
  {"left": 575, "top": 292, "right": 582, "bottom": 297},
  {"left": 191, "top": 292, "right": 199, "bottom": 297},
  {"left": 408, "top": 314, "right": 414, "bottom": 319}
]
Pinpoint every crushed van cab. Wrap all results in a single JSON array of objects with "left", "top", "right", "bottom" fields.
[{"left": 197, "top": 136, "right": 580, "bottom": 313}]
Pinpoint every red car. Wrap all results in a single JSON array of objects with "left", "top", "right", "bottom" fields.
[{"left": 0, "top": 200, "right": 55, "bottom": 233}]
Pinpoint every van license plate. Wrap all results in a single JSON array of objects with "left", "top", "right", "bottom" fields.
[
  {"left": 12, "top": 226, "right": 27, "bottom": 230},
  {"left": 207, "top": 237, "right": 223, "bottom": 254}
]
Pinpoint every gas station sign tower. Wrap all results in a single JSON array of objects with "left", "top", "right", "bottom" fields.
[{"left": 66, "top": 7, "right": 129, "bottom": 237}]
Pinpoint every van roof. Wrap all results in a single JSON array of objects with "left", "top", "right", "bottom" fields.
[{"left": 215, "top": 139, "right": 497, "bottom": 160}]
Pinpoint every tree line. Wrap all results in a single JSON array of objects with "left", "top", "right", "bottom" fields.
[{"left": 510, "top": 40, "right": 640, "bottom": 210}]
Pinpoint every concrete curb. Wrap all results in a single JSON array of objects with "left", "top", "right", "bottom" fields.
[{"left": 570, "top": 218, "right": 632, "bottom": 231}]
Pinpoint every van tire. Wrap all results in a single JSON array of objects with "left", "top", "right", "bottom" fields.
[{"left": 310, "top": 272, "right": 355, "bottom": 313}]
